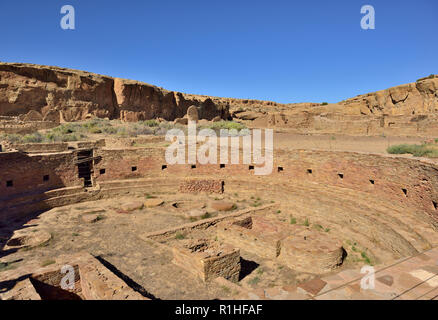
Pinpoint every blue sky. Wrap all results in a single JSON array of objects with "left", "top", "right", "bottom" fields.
[{"left": 0, "top": 0, "right": 437, "bottom": 103}]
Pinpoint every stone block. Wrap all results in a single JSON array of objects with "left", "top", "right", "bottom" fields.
[{"left": 172, "top": 239, "right": 240, "bottom": 282}]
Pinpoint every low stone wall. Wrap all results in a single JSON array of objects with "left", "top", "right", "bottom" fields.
[
  {"left": 179, "top": 179, "right": 224, "bottom": 194},
  {"left": 217, "top": 216, "right": 285, "bottom": 259},
  {"left": 218, "top": 216, "right": 345, "bottom": 274},
  {"left": 0, "top": 151, "right": 80, "bottom": 203},
  {"left": 11, "top": 142, "right": 68, "bottom": 153},
  {"left": 77, "top": 139, "right": 106, "bottom": 149},
  {"left": 0, "top": 252, "right": 146, "bottom": 300},
  {"left": 172, "top": 239, "right": 240, "bottom": 282},
  {"left": 278, "top": 233, "right": 345, "bottom": 274},
  {"left": 2, "top": 144, "right": 438, "bottom": 225},
  {"left": 0, "top": 120, "right": 57, "bottom": 134},
  {"left": 142, "top": 204, "right": 276, "bottom": 242}
]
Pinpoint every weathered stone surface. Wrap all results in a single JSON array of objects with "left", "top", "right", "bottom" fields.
[
  {"left": 377, "top": 275, "right": 394, "bottom": 287},
  {"left": 218, "top": 215, "right": 345, "bottom": 273},
  {"left": 22, "top": 110, "right": 43, "bottom": 121},
  {"left": 144, "top": 198, "right": 164, "bottom": 208},
  {"left": 185, "top": 209, "right": 208, "bottom": 219},
  {"left": 278, "top": 230, "right": 345, "bottom": 274},
  {"left": 187, "top": 105, "right": 199, "bottom": 122},
  {"left": 172, "top": 239, "right": 240, "bottom": 282},
  {"left": 119, "top": 201, "right": 144, "bottom": 213},
  {"left": 0, "top": 63, "right": 229, "bottom": 122},
  {"left": 179, "top": 179, "right": 224, "bottom": 194},
  {"left": 217, "top": 216, "right": 289, "bottom": 259},
  {"left": 0, "top": 253, "right": 147, "bottom": 300},
  {"left": 234, "top": 111, "right": 262, "bottom": 120},
  {"left": 173, "top": 117, "right": 188, "bottom": 125},
  {"left": 5, "top": 229, "right": 51, "bottom": 250},
  {"left": 210, "top": 201, "right": 235, "bottom": 211},
  {"left": 81, "top": 214, "right": 100, "bottom": 223},
  {"left": 340, "top": 76, "right": 438, "bottom": 116},
  {"left": 0, "top": 278, "right": 42, "bottom": 300},
  {"left": 297, "top": 278, "right": 327, "bottom": 296}
]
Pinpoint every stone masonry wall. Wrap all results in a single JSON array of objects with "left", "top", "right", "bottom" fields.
[
  {"left": 0, "top": 151, "right": 79, "bottom": 201},
  {"left": 2, "top": 146, "right": 438, "bottom": 224},
  {"left": 179, "top": 179, "right": 224, "bottom": 194}
]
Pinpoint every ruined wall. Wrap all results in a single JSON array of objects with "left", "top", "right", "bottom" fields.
[
  {"left": 2, "top": 145, "right": 438, "bottom": 223},
  {"left": 171, "top": 239, "right": 240, "bottom": 282},
  {"left": 93, "top": 147, "right": 438, "bottom": 223},
  {"left": 93, "top": 148, "right": 162, "bottom": 182},
  {"left": 179, "top": 179, "right": 224, "bottom": 194},
  {"left": 72, "top": 147, "right": 438, "bottom": 223},
  {"left": 0, "top": 119, "right": 58, "bottom": 134},
  {"left": 0, "top": 151, "right": 80, "bottom": 201},
  {"left": 11, "top": 142, "right": 68, "bottom": 153},
  {"left": 255, "top": 112, "right": 438, "bottom": 136},
  {"left": 273, "top": 150, "right": 438, "bottom": 221}
]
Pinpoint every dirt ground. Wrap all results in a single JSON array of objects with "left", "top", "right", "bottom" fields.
[
  {"left": 273, "top": 132, "right": 426, "bottom": 154},
  {"left": 1, "top": 192, "right": 298, "bottom": 299}
]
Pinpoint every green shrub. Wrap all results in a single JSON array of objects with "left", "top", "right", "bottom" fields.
[
  {"left": 205, "top": 121, "right": 246, "bottom": 131},
  {"left": 175, "top": 233, "right": 185, "bottom": 240},
  {"left": 387, "top": 144, "right": 438, "bottom": 157},
  {"left": 321, "top": 102, "right": 328, "bottom": 106},
  {"left": 102, "top": 126, "right": 118, "bottom": 134},
  {"left": 0, "top": 133, "right": 21, "bottom": 144},
  {"left": 248, "top": 276, "right": 260, "bottom": 286},
  {"left": 303, "top": 218, "right": 310, "bottom": 227},
  {"left": 41, "top": 259, "right": 56, "bottom": 267},
  {"left": 0, "top": 261, "right": 17, "bottom": 272},
  {"left": 89, "top": 127, "right": 102, "bottom": 134},
  {"left": 141, "top": 120, "right": 160, "bottom": 127},
  {"left": 201, "top": 212, "right": 212, "bottom": 219},
  {"left": 416, "top": 74, "right": 435, "bottom": 82},
  {"left": 22, "top": 132, "right": 43, "bottom": 143},
  {"left": 361, "top": 251, "right": 372, "bottom": 265}
]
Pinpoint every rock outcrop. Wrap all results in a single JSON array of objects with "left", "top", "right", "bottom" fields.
[
  {"left": 186, "top": 105, "right": 199, "bottom": 122},
  {"left": 230, "top": 75, "right": 438, "bottom": 136},
  {"left": 339, "top": 75, "right": 438, "bottom": 116},
  {"left": 1, "top": 62, "right": 437, "bottom": 136},
  {"left": 0, "top": 62, "right": 230, "bottom": 123}
]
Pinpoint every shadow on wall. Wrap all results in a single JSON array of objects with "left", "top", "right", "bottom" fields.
[
  {"left": 0, "top": 151, "right": 81, "bottom": 202},
  {"left": 94, "top": 255, "right": 159, "bottom": 300}
]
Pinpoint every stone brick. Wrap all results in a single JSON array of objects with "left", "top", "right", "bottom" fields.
[
  {"left": 179, "top": 179, "right": 224, "bottom": 194},
  {"left": 297, "top": 278, "right": 327, "bottom": 296},
  {"left": 172, "top": 239, "right": 240, "bottom": 282}
]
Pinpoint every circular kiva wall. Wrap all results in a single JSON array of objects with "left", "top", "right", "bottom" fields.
[{"left": 0, "top": 147, "right": 437, "bottom": 263}]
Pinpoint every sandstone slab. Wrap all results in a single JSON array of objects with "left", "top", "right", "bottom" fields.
[
  {"left": 144, "top": 198, "right": 164, "bottom": 208},
  {"left": 118, "top": 201, "right": 144, "bottom": 213},
  {"left": 81, "top": 214, "right": 100, "bottom": 223},
  {"left": 211, "top": 201, "right": 236, "bottom": 211},
  {"left": 5, "top": 230, "right": 51, "bottom": 250}
]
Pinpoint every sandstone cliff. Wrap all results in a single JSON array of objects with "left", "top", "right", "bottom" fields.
[
  {"left": 1, "top": 62, "right": 437, "bottom": 136},
  {"left": 0, "top": 62, "right": 230, "bottom": 123},
  {"left": 339, "top": 75, "right": 438, "bottom": 116},
  {"left": 230, "top": 75, "right": 438, "bottom": 136}
]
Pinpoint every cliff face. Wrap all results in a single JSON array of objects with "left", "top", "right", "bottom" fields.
[
  {"left": 339, "top": 75, "right": 438, "bottom": 116},
  {"left": 230, "top": 75, "right": 438, "bottom": 136},
  {"left": 0, "top": 63, "right": 229, "bottom": 123},
  {"left": 1, "top": 62, "right": 437, "bottom": 136}
]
